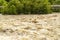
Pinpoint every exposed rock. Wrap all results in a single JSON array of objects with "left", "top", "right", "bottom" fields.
[{"left": 0, "top": 13, "right": 60, "bottom": 40}]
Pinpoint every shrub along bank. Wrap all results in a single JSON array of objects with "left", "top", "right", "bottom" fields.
[{"left": 0, "top": 0, "right": 52, "bottom": 15}]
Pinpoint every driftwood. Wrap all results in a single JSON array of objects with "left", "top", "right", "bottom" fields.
[
  {"left": 51, "top": 5, "right": 60, "bottom": 7},
  {"left": 51, "top": 5, "right": 60, "bottom": 9},
  {"left": 0, "top": 6, "right": 3, "bottom": 8}
]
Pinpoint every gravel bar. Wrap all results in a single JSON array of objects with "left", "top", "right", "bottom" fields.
[{"left": 0, "top": 13, "right": 60, "bottom": 40}]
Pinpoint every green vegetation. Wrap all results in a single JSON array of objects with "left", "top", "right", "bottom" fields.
[
  {"left": 54, "top": 0, "right": 60, "bottom": 5},
  {"left": 0, "top": 0, "right": 60, "bottom": 15},
  {"left": 48, "top": 0, "right": 55, "bottom": 4},
  {"left": 48, "top": 0, "right": 60, "bottom": 5}
]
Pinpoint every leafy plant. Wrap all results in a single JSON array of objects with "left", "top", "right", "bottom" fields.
[{"left": 0, "top": 0, "right": 52, "bottom": 14}]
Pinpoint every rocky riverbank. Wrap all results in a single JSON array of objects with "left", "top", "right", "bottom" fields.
[{"left": 0, "top": 13, "right": 60, "bottom": 40}]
